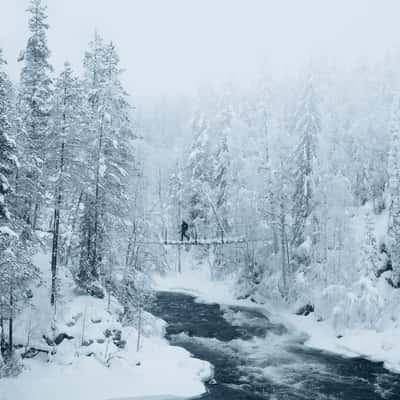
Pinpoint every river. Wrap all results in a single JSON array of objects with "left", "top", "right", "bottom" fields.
[{"left": 148, "top": 291, "right": 400, "bottom": 400}]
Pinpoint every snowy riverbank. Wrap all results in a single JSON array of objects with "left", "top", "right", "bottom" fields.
[
  {"left": 0, "top": 252, "right": 212, "bottom": 400},
  {"left": 154, "top": 265, "right": 400, "bottom": 376},
  {"left": 283, "top": 312, "right": 400, "bottom": 374}
]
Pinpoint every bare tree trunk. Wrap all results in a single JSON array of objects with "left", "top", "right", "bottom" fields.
[
  {"left": 51, "top": 140, "right": 65, "bottom": 306},
  {"left": 32, "top": 202, "right": 40, "bottom": 230},
  {"left": 64, "top": 191, "right": 83, "bottom": 267},
  {"left": 91, "top": 115, "right": 104, "bottom": 279},
  {"left": 0, "top": 316, "right": 5, "bottom": 353},
  {"left": 8, "top": 288, "right": 13, "bottom": 352},
  {"left": 157, "top": 169, "right": 167, "bottom": 238},
  {"left": 136, "top": 307, "right": 142, "bottom": 352},
  {"left": 279, "top": 207, "right": 289, "bottom": 297},
  {"left": 177, "top": 245, "right": 181, "bottom": 273}
]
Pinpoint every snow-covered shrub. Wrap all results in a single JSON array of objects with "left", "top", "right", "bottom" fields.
[
  {"left": 292, "top": 238, "right": 312, "bottom": 268},
  {"left": 254, "top": 268, "right": 285, "bottom": 305},
  {"left": 332, "top": 278, "right": 385, "bottom": 331},
  {"left": 0, "top": 352, "right": 23, "bottom": 378},
  {"left": 314, "top": 284, "right": 348, "bottom": 321}
]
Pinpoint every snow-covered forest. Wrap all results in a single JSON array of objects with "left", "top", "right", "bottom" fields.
[{"left": 1, "top": 1, "right": 400, "bottom": 399}]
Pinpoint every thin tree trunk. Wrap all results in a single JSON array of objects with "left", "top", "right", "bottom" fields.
[
  {"left": 51, "top": 141, "right": 65, "bottom": 306},
  {"left": 8, "top": 289, "right": 13, "bottom": 352},
  {"left": 65, "top": 191, "right": 83, "bottom": 267},
  {"left": 279, "top": 207, "right": 289, "bottom": 297},
  {"left": 177, "top": 245, "right": 181, "bottom": 273},
  {"left": 91, "top": 115, "right": 104, "bottom": 278},
  {"left": 136, "top": 307, "right": 142, "bottom": 352},
  {"left": 32, "top": 202, "right": 39, "bottom": 230},
  {"left": 0, "top": 316, "right": 5, "bottom": 353}
]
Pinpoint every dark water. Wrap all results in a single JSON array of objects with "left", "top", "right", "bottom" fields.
[{"left": 148, "top": 291, "right": 400, "bottom": 400}]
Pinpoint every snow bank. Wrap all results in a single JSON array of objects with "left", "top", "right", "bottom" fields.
[
  {"left": 0, "top": 330, "right": 212, "bottom": 400},
  {"left": 0, "top": 339, "right": 211, "bottom": 400},
  {"left": 0, "top": 251, "right": 212, "bottom": 400},
  {"left": 284, "top": 311, "right": 400, "bottom": 373}
]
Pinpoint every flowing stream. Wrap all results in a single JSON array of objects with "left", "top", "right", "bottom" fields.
[{"left": 148, "top": 291, "right": 400, "bottom": 400}]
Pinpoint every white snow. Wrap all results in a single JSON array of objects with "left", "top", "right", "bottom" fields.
[
  {"left": 0, "top": 336, "right": 211, "bottom": 400},
  {"left": 283, "top": 312, "right": 400, "bottom": 373},
  {"left": 0, "top": 251, "right": 212, "bottom": 400}
]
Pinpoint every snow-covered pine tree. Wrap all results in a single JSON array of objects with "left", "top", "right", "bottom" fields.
[
  {"left": 258, "top": 100, "right": 280, "bottom": 255},
  {"left": 168, "top": 162, "right": 184, "bottom": 236},
  {"left": 18, "top": 0, "right": 53, "bottom": 229},
  {"left": 0, "top": 233, "right": 38, "bottom": 357},
  {"left": 0, "top": 50, "right": 39, "bottom": 364},
  {"left": 359, "top": 212, "right": 379, "bottom": 279},
  {"left": 77, "top": 32, "right": 108, "bottom": 286},
  {"left": 292, "top": 77, "right": 321, "bottom": 250},
  {"left": 213, "top": 124, "right": 231, "bottom": 236},
  {"left": 99, "top": 41, "right": 135, "bottom": 274},
  {"left": 0, "top": 51, "right": 18, "bottom": 341},
  {"left": 318, "top": 172, "right": 354, "bottom": 284},
  {"left": 185, "top": 111, "right": 213, "bottom": 238},
  {"left": 0, "top": 50, "right": 16, "bottom": 222},
  {"left": 47, "top": 62, "right": 85, "bottom": 305},
  {"left": 388, "top": 95, "right": 400, "bottom": 287},
  {"left": 78, "top": 36, "right": 135, "bottom": 290},
  {"left": 273, "top": 164, "right": 292, "bottom": 297},
  {"left": 210, "top": 109, "right": 232, "bottom": 278},
  {"left": 351, "top": 140, "right": 370, "bottom": 206}
]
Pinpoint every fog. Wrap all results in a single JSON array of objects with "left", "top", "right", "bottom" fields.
[
  {"left": 3, "top": 2, "right": 400, "bottom": 397},
  {"left": 2, "top": 0, "right": 400, "bottom": 95}
]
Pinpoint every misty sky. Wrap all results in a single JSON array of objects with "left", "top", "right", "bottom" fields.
[{"left": 1, "top": 0, "right": 400, "bottom": 95}]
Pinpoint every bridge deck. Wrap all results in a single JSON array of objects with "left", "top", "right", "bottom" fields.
[{"left": 135, "top": 237, "right": 264, "bottom": 246}]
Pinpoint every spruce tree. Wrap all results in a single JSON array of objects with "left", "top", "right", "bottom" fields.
[
  {"left": 212, "top": 97, "right": 232, "bottom": 236},
  {"left": 213, "top": 134, "right": 230, "bottom": 235},
  {"left": 258, "top": 103, "right": 279, "bottom": 254},
  {"left": 98, "top": 41, "right": 135, "bottom": 275},
  {"left": 211, "top": 129, "right": 231, "bottom": 278},
  {"left": 292, "top": 77, "right": 321, "bottom": 248},
  {"left": 388, "top": 95, "right": 400, "bottom": 287},
  {"left": 185, "top": 112, "right": 213, "bottom": 236},
  {"left": 0, "top": 50, "right": 38, "bottom": 357},
  {"left": 0, "top": 50, "right": 16, "bottom": 222},
  {"left": 18, "top": 0, "right": 53, "bottom": 229},
  {"left": 78, "top": 36, "right": 135, "bottom": 288},
  {"left": 360, "top": 212, "right": 379, "bottom": 279},
  {"left": 77, "top": 32, "right": 107, "bottom": 286},
  {"left": 48, "top": 62, "right": 85, "bottom": 305}
]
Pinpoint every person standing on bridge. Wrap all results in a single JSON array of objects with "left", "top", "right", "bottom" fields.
[{"left": 181, "top": 220, "right": 190, "bottom": 241}]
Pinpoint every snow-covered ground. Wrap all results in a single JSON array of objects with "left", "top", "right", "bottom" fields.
[
  {"left": 0, "top": 252, "right": 212, "bottom": 400},
  {"left": 0, "top": 339, "right": 211, "bottom": 400},
  {"left": 283, "top": 312, "right": 400, "bottom": 373}
]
